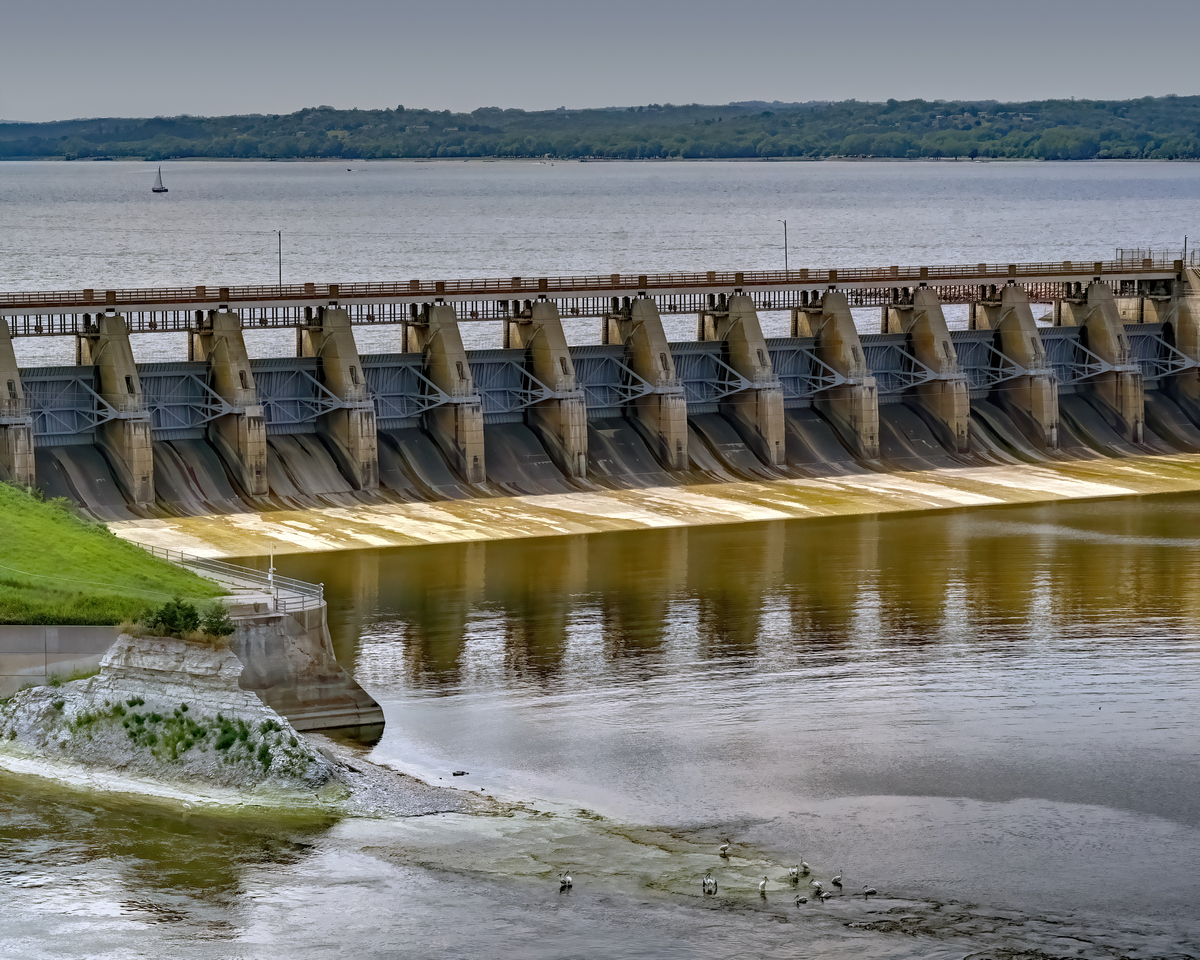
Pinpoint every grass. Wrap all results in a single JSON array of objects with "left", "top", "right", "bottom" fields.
[{"left": 0, "top": 484, "right": 222, "bottom": 625}]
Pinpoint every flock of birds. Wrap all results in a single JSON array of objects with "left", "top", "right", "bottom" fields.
[
  {"left": 556, "top": 842, "right": 879, "bottom": 904},
  {"left": 709, "top": 842, "right": 876, "bottom": 904}
]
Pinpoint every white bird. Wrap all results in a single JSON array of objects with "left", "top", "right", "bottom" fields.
[
  {"left": 759, "top": 876, "right": 768, "bottom": 896},
  {"left": 819, "top": 890, "right": 833, "bottom": 902},
  {"left": 863, "top": 885, "right": 877, "bottom": 900},
  {"left": 794, "top": 895, "right": 808, "bottom": 906},
  {"left": 702, "top": 871, "right": 717, "bottom": 895},
  {"left": 788, "top": 865, "right": 800, "bottom": 883},
  {"left": 718, "top": 842, "right": 730, "bottom": 858},
  {"left": 800, "top": 859, "right": 810, "bottom": 875},
  {"left": 558, "top": 872, "right": 572, "bottom": 891},
  {"left": 831, "top": 870, "right": 843, "bottom": 889},
  {"left": 810, "top": 878, "right": 823, "bottom": 891}
]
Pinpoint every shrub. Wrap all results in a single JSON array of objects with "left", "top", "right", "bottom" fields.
[
  {"left": 141, "top": 597, "right": 200, "bottom": 637},
  {"left": 200, "top": 602, "right": 236, "bottom": 639}
]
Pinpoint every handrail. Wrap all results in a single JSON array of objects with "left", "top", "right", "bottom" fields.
[
  {"left": 0, "top": 256, "right": 1183, "bottom": 312},
  {"left": 129, "top": 542, "right": 324, "bottom": 613}
]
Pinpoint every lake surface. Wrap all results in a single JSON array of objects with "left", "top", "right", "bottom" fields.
[
  {"left": 2, "top": 160, "right": 1200, "bottom": 957},
  {"left": 3, "top": 158, "right": 1199, "bottom": 365}
]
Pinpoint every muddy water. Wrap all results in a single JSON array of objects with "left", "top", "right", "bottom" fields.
[{"left": 7, "top": 495, "right": 1197, "bottom": 958}]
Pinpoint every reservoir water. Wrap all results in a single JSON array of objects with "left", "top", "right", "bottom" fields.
[{"left": 2, "top": 160, "right": 1200, "bottom": 957}]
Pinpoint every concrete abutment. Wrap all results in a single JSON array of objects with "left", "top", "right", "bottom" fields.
[
  {"left": 192, "top": 310, "right": 269, "bottom": 497},
  {"left": 971, "top": 285, "right": 1060, "bottom": 450},
  {"left": 300, "top": 307, "right": 379, "bottom": 492},
  {"left": 797, "top": 292, "right": 880, "bottom": 460},
  {"left": 699, "top": 294, "right": 786, "bottom": 468},
  {"left": 405, "top": 304, "right": 486, "bottom": 484},
  {"left": 505, "top": 300, "right": 588, "bottom": 479},
  {"left": 0, "top": 317, "right": 35, "bottom": 487},
  {"left": 78, "top": 313, "right": 154, "bottom": 506},
  {"left": 884, "top": 289, "right": 971, "bottom": 454},
  {"left": 604, "top": 297, "right": 689, "bottom": 470},
  {"left": 1059, "top": 283, "right": 1145, "bottom": 445}
]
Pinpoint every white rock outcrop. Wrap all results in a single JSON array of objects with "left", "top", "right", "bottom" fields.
[{"left": 0, "top": 635, "right": 346, "bottom": 808}]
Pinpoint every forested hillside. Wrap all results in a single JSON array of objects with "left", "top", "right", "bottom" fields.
[{"left": 2, "top": 95, "right": 1198, "bottom": 161}]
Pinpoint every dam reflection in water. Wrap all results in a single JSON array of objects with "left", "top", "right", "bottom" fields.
[
  {"left": 275, "top": 495, "right": 1200, "bottom": 686},
  {"left": 264, "top": 496, "right": 1200, "bottom": 861}
]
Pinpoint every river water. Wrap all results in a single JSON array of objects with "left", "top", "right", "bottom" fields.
[{"left": 2, "top": 160, "right": 1200, "bottom": 957}]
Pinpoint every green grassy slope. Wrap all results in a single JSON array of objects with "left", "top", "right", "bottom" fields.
[{"left": 0, "top": 485, "right": 222, "bottom": 625}]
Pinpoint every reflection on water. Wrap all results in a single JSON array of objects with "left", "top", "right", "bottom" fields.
[
  {"left": 4, "top": 496, "right": 1200, "bottom": 957},
  {"left": 269, "top": 495, "right": 1200, "bottom": 927}
]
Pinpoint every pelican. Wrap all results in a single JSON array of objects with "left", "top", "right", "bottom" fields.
[
  {"left": 863, "top": 885, "right": 876, "bottom": 900},
  {"left": 718, "top": 842, "right": 730, "bottom": 858},
  {"left": 794, "top": 895, "right": 808, "bottom": 906},
  {"left": 788, "top": 865, "right": 800, "bottom": 884},
  {"left": 800, "top": 859, "right": 810, "bottom": 875},
  {"left": 831, "top": 870, "right": 843, "bottom": 889},
  {"left": 810, "top": 878, "right": 823, "bottom": 891},
  {"left": 702, "top": 871, "right": 717, "bottom": 895},
  {"left": 819, "top": 890, "right": 833, "bottom": 902},
  {"left": 759, "top": 876, "right": 768, "bottom": 897},
  {"left": 558, "top": 872, "right": 572, "bottom": 891}
]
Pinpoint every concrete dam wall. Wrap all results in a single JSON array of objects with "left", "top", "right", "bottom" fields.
[{"left": 4, "top": 272, "right": 1200, "bottom": 521}]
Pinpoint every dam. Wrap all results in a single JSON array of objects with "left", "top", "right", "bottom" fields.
[{"left": 2, "top": 256, "right": 1199, "bottom": 520}]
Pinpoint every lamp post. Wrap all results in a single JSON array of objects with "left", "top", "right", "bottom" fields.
[
  {"left": 778, "top": 219, "right": 788, "bottom": 273},
  {"left": 276, "top": 230, "right": 282, "bottom": 288}
]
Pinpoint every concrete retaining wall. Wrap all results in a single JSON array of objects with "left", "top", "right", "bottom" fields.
[{"left": 0, "top": 625, "right": 121, "bottom": 698}]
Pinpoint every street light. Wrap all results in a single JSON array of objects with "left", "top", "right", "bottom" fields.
[
  {"left": 276, "top": 230, "right": 282, "bottom": 288},
  {"left": 778, "top": 219, "right": 788, "bottom": 273}
]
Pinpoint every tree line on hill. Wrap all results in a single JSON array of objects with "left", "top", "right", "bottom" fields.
[{"left": 2, "top": 96, "right": 1198, "bottom": 161}]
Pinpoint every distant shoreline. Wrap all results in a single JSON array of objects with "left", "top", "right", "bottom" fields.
[{"left": 4, "top": 156, "right": 1198, "bottom": 163}]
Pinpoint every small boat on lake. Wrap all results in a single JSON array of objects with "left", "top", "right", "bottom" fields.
[{"left": 152, "top": 167, "right": 168, "bottom": 193}]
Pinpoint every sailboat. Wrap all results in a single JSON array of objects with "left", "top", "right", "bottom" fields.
[{"left": 152, "top": 166, "right": 168, "bottom": 193}]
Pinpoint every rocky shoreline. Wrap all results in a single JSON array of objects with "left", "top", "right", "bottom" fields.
[{"left": 0, "top": 634, "right": 473, "bottom": 817}]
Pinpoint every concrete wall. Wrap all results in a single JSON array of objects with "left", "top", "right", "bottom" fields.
[
  {"left": 803, "top": 292, "right": 881, "bottom": 460},
  {"left": 0, "top": 625, "right": 120, "bottom": 698},
  {"left": 194, "top": 310, "right": 270, "bottom": 497},
  {"left": 0, "top": 317, "right": 34, "bottom": 487},
  {"left": 0, "top": 604, "right": 383, "bottom": 735},
  {"left": 505, "top": 300, "right": 589, "bottom": 478},
  {"left": 300, "top": 307, "right": 380, "bottom": 491}
]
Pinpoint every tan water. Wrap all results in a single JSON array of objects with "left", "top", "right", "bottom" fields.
[{"left": 5, "top": 160, "right": 1200, "bottom": 959}]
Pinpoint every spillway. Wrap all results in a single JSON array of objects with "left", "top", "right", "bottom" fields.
[{"left": 4, "top": 268, "right": 1200, "bottom": 521}]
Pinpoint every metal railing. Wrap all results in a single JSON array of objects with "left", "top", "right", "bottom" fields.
[
  {"left": 130, "top": 543, "right": 324, "bottom": 613},
  {"left": 0, "top": 256, "right": 1184, "bottom": 314}
]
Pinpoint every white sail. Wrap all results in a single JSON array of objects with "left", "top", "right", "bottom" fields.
[{"left": 152, "top": 167, "right": 167, "bottom": 193}]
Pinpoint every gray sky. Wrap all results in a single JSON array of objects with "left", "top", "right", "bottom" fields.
[{"left": 4, "top": 0, "right": 1198, "bottom": 121}]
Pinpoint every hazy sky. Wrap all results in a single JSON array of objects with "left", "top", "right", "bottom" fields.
[{"left": 4, "top": 0, "right": 1198, "bottom": 121}]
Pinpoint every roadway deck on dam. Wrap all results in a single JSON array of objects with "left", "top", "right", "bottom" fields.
[
  {"left": 109, "top": 453, "right": 1200, "bottom": 559},
  {"left": 0, "top": 255, "right": 1181, "bottom": 335}
]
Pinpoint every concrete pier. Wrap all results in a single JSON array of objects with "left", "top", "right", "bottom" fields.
[
  {"left": 0, "top": 318, "right": 35, "bottom": 487},
  {"left": 300, "top": 307, "right": 379, "bottom": 491},
  {"left": 192, "top": 311, "right": 269, "bottom": 497},
  {"left": 405, "top": 304, "right": 486, "bottom": 484},
  {"left": 972, "top": 285, "right": 1060, "bottom": 450},
  {"left": 699, "top": 294, "right": 786, "bottom": 468},
  {"left": 603, "top": 297, "right": 689, "bottom": 470},
  {"left": 885, "top": 289, "right": 971, "bottom": 454},
  {"left": 78, "top": 313, "right": 154, "bottom": 506},
  {"left": 505, "top": 300, "right": 588, "bottom": 478},
  {"left": 796, "top": 292, "right": 880, "bottom": 460},
  {"left": 1059, "top": 283, "right": 1145, "bottom": 444},
  {"left": 1152, "top": 268, "right": 1200, "bottom": 420}
]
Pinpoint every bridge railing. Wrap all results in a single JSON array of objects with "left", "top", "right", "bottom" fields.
[
  {"left": 129, "top": 543, "right": 324, "bottom": 613},
  {"left": 0, "top": 257, "right": 1183, "bottom": 312}
]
